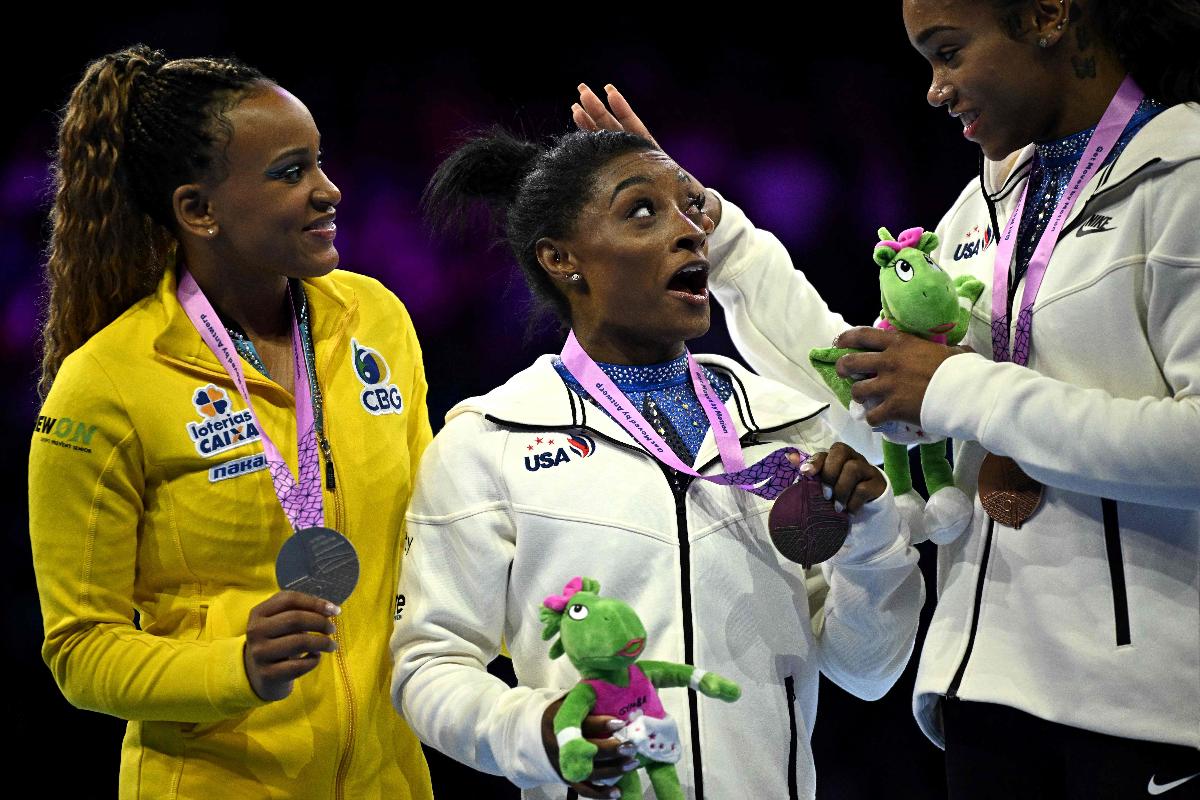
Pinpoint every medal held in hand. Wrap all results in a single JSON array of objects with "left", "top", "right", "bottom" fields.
[
  {"left": 276, "top": 526, "right": 360, "bottom": 605},
  {"left": 982, "top": 77, "right": 1144, "bottom": 528},
  {"left": 179, "top": 270, "right": 360, "bottom": 603},
  {"left": 560, "top": 332, "right": 850, "bottom": 567},
  {"left": 768, "top": 479, "right": 851, "bottom": 569}
]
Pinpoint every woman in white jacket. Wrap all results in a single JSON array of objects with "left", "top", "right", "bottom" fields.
[
  {"left": 389, "top": 128, "right": 925, "bottom": 800},
  {"left": 571, "top": 1, "right": 1200, "bottom": 797}
]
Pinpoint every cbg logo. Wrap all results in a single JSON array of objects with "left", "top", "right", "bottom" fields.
[{"left": 352, "top": 339, "right": 403, "bottom": 416}]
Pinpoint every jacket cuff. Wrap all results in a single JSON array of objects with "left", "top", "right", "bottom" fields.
[
  {"left": 830, "top": 483, "right": 906, "bottom": 564},
  {"left": 204, "top": 635, "right": 269, "bottom": 717},
  {"left": 497, "top": 689, "right": 565, "bottom": 789},
  {"left": 705, "top": 189, "right": 752, "bottom": 287},
  {"left": 921, "top": 352, "right": 1005, "bottom": 443}
]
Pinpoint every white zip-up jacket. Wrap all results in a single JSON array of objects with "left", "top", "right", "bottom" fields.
[
  {"left": 706, "top": 103, "right": 1200, "bottom": 751},
  {"left": 390, "top": 354, "right": 924, "bottom": 800}
]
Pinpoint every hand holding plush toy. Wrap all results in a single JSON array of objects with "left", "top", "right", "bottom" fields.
[
  {"left": 810, "top": 227, "right": 984, "bottom": 545},
  {"left": 541, "top": 577, "right": 740, "bottom": 800}
]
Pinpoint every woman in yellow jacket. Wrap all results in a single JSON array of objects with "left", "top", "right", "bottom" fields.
[{"left": 29, "top": 45, "right": 433, "bottom": 799}]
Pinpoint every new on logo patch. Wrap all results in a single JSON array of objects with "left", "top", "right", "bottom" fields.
[{"left": 352, "top": 339, "right": 404, "bottom": 416}]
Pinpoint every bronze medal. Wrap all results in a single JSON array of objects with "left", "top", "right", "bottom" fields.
[
  {"left": 768, "top": 479, "right": 852, "bottom": 569},
  {"left": 977, "top": 452, "right": 1044, "bottom": 529}
]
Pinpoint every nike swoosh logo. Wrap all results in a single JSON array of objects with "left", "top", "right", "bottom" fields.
[
  {"left": 1148, "top": 772, "right": 1200, "bottom": 795},
  {"left": 1076, "top": 225, "right": 1117, "bottom": 236}
]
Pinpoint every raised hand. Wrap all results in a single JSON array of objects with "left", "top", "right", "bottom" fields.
[
  {"left": 572, "top": 83, "right": 659, "bottom": 147},
  {"left": 243, "top": 590, "right": 339, "bottom": 702}
]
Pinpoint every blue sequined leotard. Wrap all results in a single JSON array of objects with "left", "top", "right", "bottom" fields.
[
  {"left": 1009, "top": 97, "right": 1164, "bottom": 302},
  {"left": 554, "top": 353, "right": 734, "bottom": 463}
]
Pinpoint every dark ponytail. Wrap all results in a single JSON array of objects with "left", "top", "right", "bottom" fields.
[
  {"left": 41, "top": 44, "right": 265, "bottom": 399},
  {"left": 423, "top": 127, "right": 657, "bottom": 324},
  {"left": 1088, "top": 0, "right": 1200, "bottom": 104}
]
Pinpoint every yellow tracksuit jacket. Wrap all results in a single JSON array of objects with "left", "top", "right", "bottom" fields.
[{"left": 29, "top": 267, "right": 434, "bottom": 800}]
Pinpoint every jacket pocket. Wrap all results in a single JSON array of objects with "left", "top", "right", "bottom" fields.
[{"left": 1101, "top": 498, "right": 1131, "bottom": 647}]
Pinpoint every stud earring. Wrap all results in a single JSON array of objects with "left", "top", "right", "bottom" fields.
[
  {"left": 1038, "top": 36, "right": 1050, "bottom": 47},
  {"left": 568, "top": 273, "right": 582, "bottom": 282},
  {"left": 206, "top": 227, "right": 215, "bottom": 236}
]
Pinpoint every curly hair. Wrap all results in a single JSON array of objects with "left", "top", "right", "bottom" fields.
[{"left": 40, "top": 44, "right": 266, "bottom": 399}]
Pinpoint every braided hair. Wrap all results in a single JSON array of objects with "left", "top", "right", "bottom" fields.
[
  {"left": 423, "top": 127, "right": 657, "bottom": 325},
  {"left": 40, "top": 44, "right": 266, "bottom": 398}
]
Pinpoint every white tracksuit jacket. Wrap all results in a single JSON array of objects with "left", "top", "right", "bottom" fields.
[
  {"left": 390, "top": 354, "right": 925, "bottom": 799},
  {"left": 705, "top": 102, "right": 1200, "bottom": 751}
]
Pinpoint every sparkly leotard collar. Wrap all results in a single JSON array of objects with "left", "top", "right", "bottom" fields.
[{"left": 553, "top": 352, "right": 734, "bottom": 462}]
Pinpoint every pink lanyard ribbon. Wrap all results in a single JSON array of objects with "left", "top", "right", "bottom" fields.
[
  {"left": 178, "top": 270, "right": 324, "bottom": 530},
  {"left": 990, "top": 76, "right": 1144, "bottom": 366},
  {"left": 559, "top": 331, "right": 802, "bottom": 499}
]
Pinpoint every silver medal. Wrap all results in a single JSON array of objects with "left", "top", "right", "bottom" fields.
[{"left": 275, "top": 526, "right": 360, "bottom": 605}]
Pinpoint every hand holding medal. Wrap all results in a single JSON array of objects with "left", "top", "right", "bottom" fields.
[
  {"left": 561, "top": 333, "right": 880, "bottom": 570},
  {"left": 770, "top": 445, "right": 886, "bottom": 569},
  {"left": 178, "top": 271, "right": 360, "bottom": 699}
]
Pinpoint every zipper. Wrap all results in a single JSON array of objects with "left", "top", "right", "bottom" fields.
[
  {"left": 946, "top": 517, "right": 995, "bottom": 699},
  {"left": 325, "top": 428, "right": 356, "bottom": 800},
  {"left": 784, "top": 676, "right": 799, "bottom": 800},
  {"left": 662, "top": 460, "right": 705, "bottom": 800},
  {"left": 1100, "top": 499, "right": 1131, "bottom": 646}
]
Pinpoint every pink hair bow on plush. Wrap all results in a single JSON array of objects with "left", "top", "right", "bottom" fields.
[
  {"left": 543, "top": 576, "right": 583, "bottom": 612},
  {"left": 878, "top": 226, "right": 925, "bottom": 252}
]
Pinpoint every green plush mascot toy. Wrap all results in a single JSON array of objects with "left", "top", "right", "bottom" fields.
[
  {"left": 541, "top": 576, "right": 740, "bottom": 800},
  {"left": 810, "top": 226, "right": 984, "bottom": 545}
]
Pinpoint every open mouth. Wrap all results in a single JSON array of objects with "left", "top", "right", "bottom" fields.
[
  {"left": 667, "top": 261, "right": 710, "bottom": 305},
  {"left": 617, "top": 638, "right": 645, "bottom": 657}
]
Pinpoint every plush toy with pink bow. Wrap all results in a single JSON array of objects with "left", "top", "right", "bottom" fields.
[
  {"left": 540, "top": 576, "right": 740, "bottom": 800},
  {"left": 809, "top": 226, "right": 984, "bottom": 545}
]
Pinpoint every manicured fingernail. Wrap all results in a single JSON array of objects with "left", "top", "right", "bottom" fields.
[
  {"left": 618, "top": 743, "right": 636, "bottom": 755},
  {"left": 606, "top": 720, "right": 626, "bottom": 731},
  {"left": 578, "top": 82, "right": 590, "bottom": 92},
  {"left": 326, "top": 603, "right": 341, "bottom": 616},
  {"left": 834, "top": 500, "right": 845, "bottom": 513},
  {"left": 821, "top": 485, "right": 833, "bottom": 500},
  {"left": 799, "top": 461, "right": 816, "bottom": 475},
  {"left": 605, "top": 83, "right": 616, "bottom": 92},
  {"left": 623, "top": 759, "right": 639, "bottom": 771}
]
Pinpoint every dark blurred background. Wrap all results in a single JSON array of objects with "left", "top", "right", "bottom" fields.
[{"left": 5, "top": 10, "right": 979, "bottom": 798}]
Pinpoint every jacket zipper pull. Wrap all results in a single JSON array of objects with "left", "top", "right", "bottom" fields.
[{"left": 320, "top": 434, "right": 337, "bottom": 491}]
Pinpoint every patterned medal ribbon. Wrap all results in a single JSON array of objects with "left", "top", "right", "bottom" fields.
[
  {"left": 560, "top": 332, "right": 849, "bottom": 566},
  {"left": 178, "top": 270, "right": 323, "bottom": 529},
  {"left": 559, "top": 331, "right": 803, "bottom": 500},
  {"left": 979, "top": 76, "right": 1143, "bottom": 528}
]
